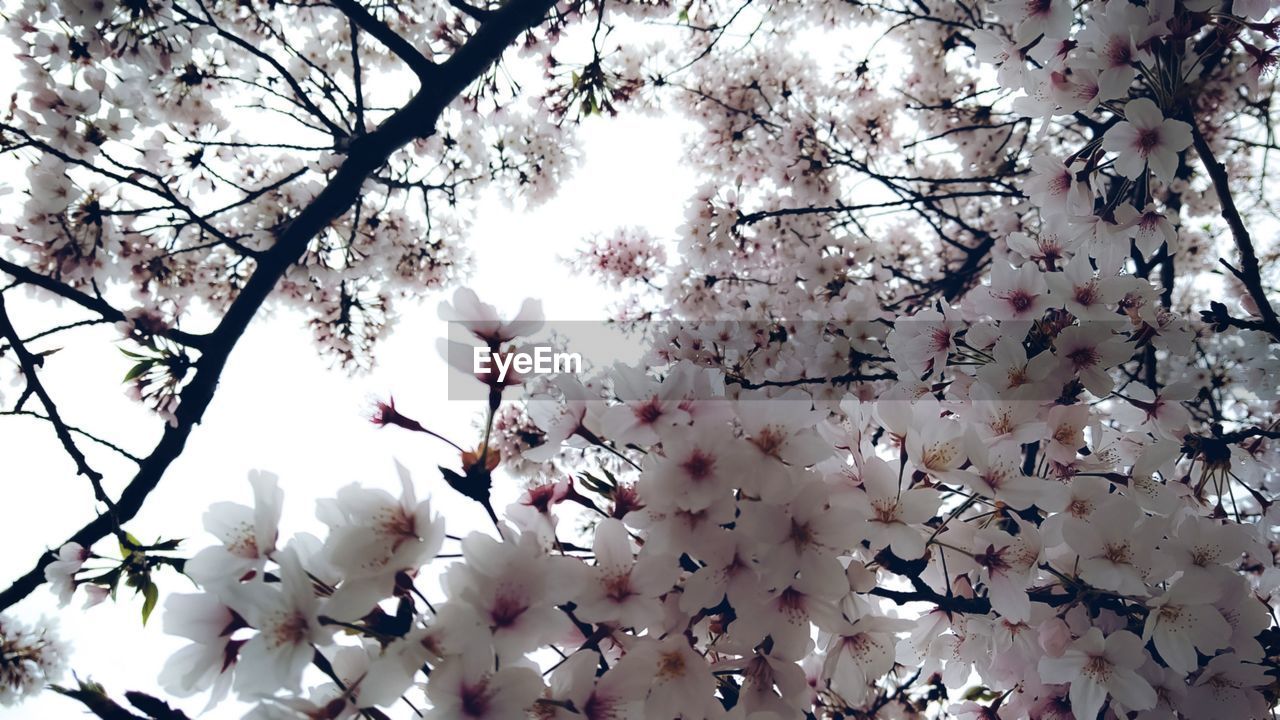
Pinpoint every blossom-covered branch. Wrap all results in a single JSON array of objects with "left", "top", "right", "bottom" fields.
[{"left": 4, "top": 0, "right": 1280, "bottom": 719}]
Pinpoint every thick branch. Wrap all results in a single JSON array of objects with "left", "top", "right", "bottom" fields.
[
  {"left": 0, "top": 0, "right": 557, "bottom": 613},
  {"left": 330, "top": 0, "right": 437, "bottom": 80},
  {"left": 869, "top": 578, "right": 1077, "bottom": 616}
]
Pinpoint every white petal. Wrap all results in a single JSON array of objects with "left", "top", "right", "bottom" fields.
[
  {"left": 1107, "top": 667, "right": 1157, "bottom": 711},
  {"left": 1123, "top": 98, "right": 1163, "bottom": 129},
  {"left": 1068, "top": 677, "right": 1107, "bottom": 720}
]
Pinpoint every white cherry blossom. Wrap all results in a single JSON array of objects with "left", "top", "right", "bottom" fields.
[
  {"left": 1036, "top": 628, "right": 1156, "bottom": 720},
  {"left": 1101, "top": 98, "right": 1193, "bottom": 182}
]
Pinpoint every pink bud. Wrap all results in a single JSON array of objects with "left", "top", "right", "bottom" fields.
[{"left": 370, "top": 396, "right": 423, "bottom": 432}]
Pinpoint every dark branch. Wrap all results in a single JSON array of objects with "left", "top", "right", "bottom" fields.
[
  {"left": 449, "top": 0, "right": 496, "bottom": 22},
  {"left": 1, "top": 410, "right": 143, "bottom": 464},
  {"left": 331, "top": 0, "right": 437, "bottom": 80},
  {"left": 0, "top": 0, "right": 558, "bottom": 614},
  {"left": 726, "top": 370, "right": 896, "bottom": 390},
  {"left": 1189, "top": 119, "right": 1280, "bottom": 342},
  {"left": 0, "top": 257, "right": 206, "bottom": 348},
  {"left": 733, "top": 191, "right": 1022, "bottom": 227},
  {"left": 0, "top": 293, "right": 115, "bottom": 511}
]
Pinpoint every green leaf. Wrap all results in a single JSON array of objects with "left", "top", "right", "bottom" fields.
[
  {"left": 141, "top": 581, "right": 158, "bottom": 626},
  {"left": 123, "top": 360, "right": 151, "bottom": 382},
  {"left": 118, "top": 532, "right": 143, "bottom": 559},
  {"left": 962, "top": 685, "right": 997, "bottom": 701}
]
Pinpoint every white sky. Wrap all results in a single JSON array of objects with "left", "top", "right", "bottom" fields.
[{"left": 0, "top": 111, "right": 696, "bottom": 719}]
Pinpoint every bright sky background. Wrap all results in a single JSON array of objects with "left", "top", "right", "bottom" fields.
[{"left": 0, "top": 110, "right": 696, "bottom": 718}]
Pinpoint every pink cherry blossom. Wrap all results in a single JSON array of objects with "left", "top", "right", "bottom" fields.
[{"left": 1101, "top": 98, "right": 1193, "bottom": 182}]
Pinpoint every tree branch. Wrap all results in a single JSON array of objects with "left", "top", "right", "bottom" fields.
[
  {"left": 0, "top": 293, "right": 115, "bottom": 511},
  {"left": 449, "top": 0, "right": 495, "bottom": 22},
  {"left": 330, "top": 0, "right": 437, "bottom": 81},
  {"left": 733, "top": 190, "right": 1022, "bottom": 227},
  {"left": 1189, "top": 119, "right": 1280, "bottom": 342},
  {"left": 1, "top": 410, "right": 143, "bottom": 464},
  {"left": 173, "top": 0, "right": 349, "bottom": 140},
  {"left": 0, "top": 0, "right": 558, "bottom": 614},
  {"left": 0, "top": 258, "right": 206, "bottom": 348},
  {"left": 725, "top": 370, "right": 896, "bottom": 390}
]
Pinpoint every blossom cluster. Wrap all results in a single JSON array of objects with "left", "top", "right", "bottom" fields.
[
  {"left": 10, "top": 0, "right": 1280, "bottom": 718},
  {"left": 0, "top": 614, "right": 67, "bottom": 707},
  {"left": 81, "top": 267, "right": 1269, "bottom": 719},
  {"left": 0, "top": 0, "right": 616, "bottom": 377}
]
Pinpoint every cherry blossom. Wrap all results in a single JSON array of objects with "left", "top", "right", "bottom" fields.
[
  {"left": 4, "top": 0, "right": 1280, "bottom": 717},
  {"left": 848, "top": 457, "right": 941, "bottom": 560},
  {"left": 973, "top": 260, "right": 1051, "bottom": 322},
  {"left": 1061, "top": 499, "right": 1164, "bottom": 595},
  {"left": 600, "top": 363, "right": 693, "bottom": 445},
  {"left": 1142, "top": 580, "right": 1231, "bottom": 675},
  {"left": 1181, "top": 653, "right": 1272, "bottom": 719},
  {"left": 423, "top": 653, "right": 543, "bottom": 720},
  {"left": 158, "top": 593, "right": 239, "bottom": 705},
  {"left": 1101, "top": 98, "right": 1193, "bottom": 183},
  {"left": 0, "top": 615, "right": 66, "bottom": 706},
  {"left": 1044, "top": 254, "right": 1124, "bottom": 321},
  {"left": 185, "top": 470, "right": 283, "bottom": 586},
  {"left": 538, "top": 650, "right": 649, "bottom": 720},
  {"left": 821, "top": 615, "right": 912, "bottom": 706},
  {"left": 1037, "top": 628, "right": 1157, "bottom": 720},
  {"left": 641, "top": 425, "right": 742, "bottom": 511},
  {"left": 317, "top": 463, "right": 445, "bottom": 621},
  {"left": 439, "top": 287, "right": 545, "bottom": 347},
  {"left": 1052, "top": 324, "right": 1133, "bottom": 396},
  {"left": 227, "top": 548, "right": 331, "bottom": 697},
  {"left": 43, "top": 542, "right": 88, "bottom": 607},
  {"left": 631, "top": 636, "right": 719, "bottom": 719},
  {"left": 972, "top": 522, "right": 1044, "bottom": 625},
  {"left": 573, "top": 518, "right": 676, "bottom": 629}
]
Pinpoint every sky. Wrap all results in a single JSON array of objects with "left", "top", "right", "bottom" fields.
[{"left": 0, "top": 111, "right": 697, "bottom": 719}]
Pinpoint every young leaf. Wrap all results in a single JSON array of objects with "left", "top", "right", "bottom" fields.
[
  {"left": 123, "top": 361, "right": 151, "bottom": 382},
  {"left": 141, "top": 581, "right": 159, "bottom": 626}
]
